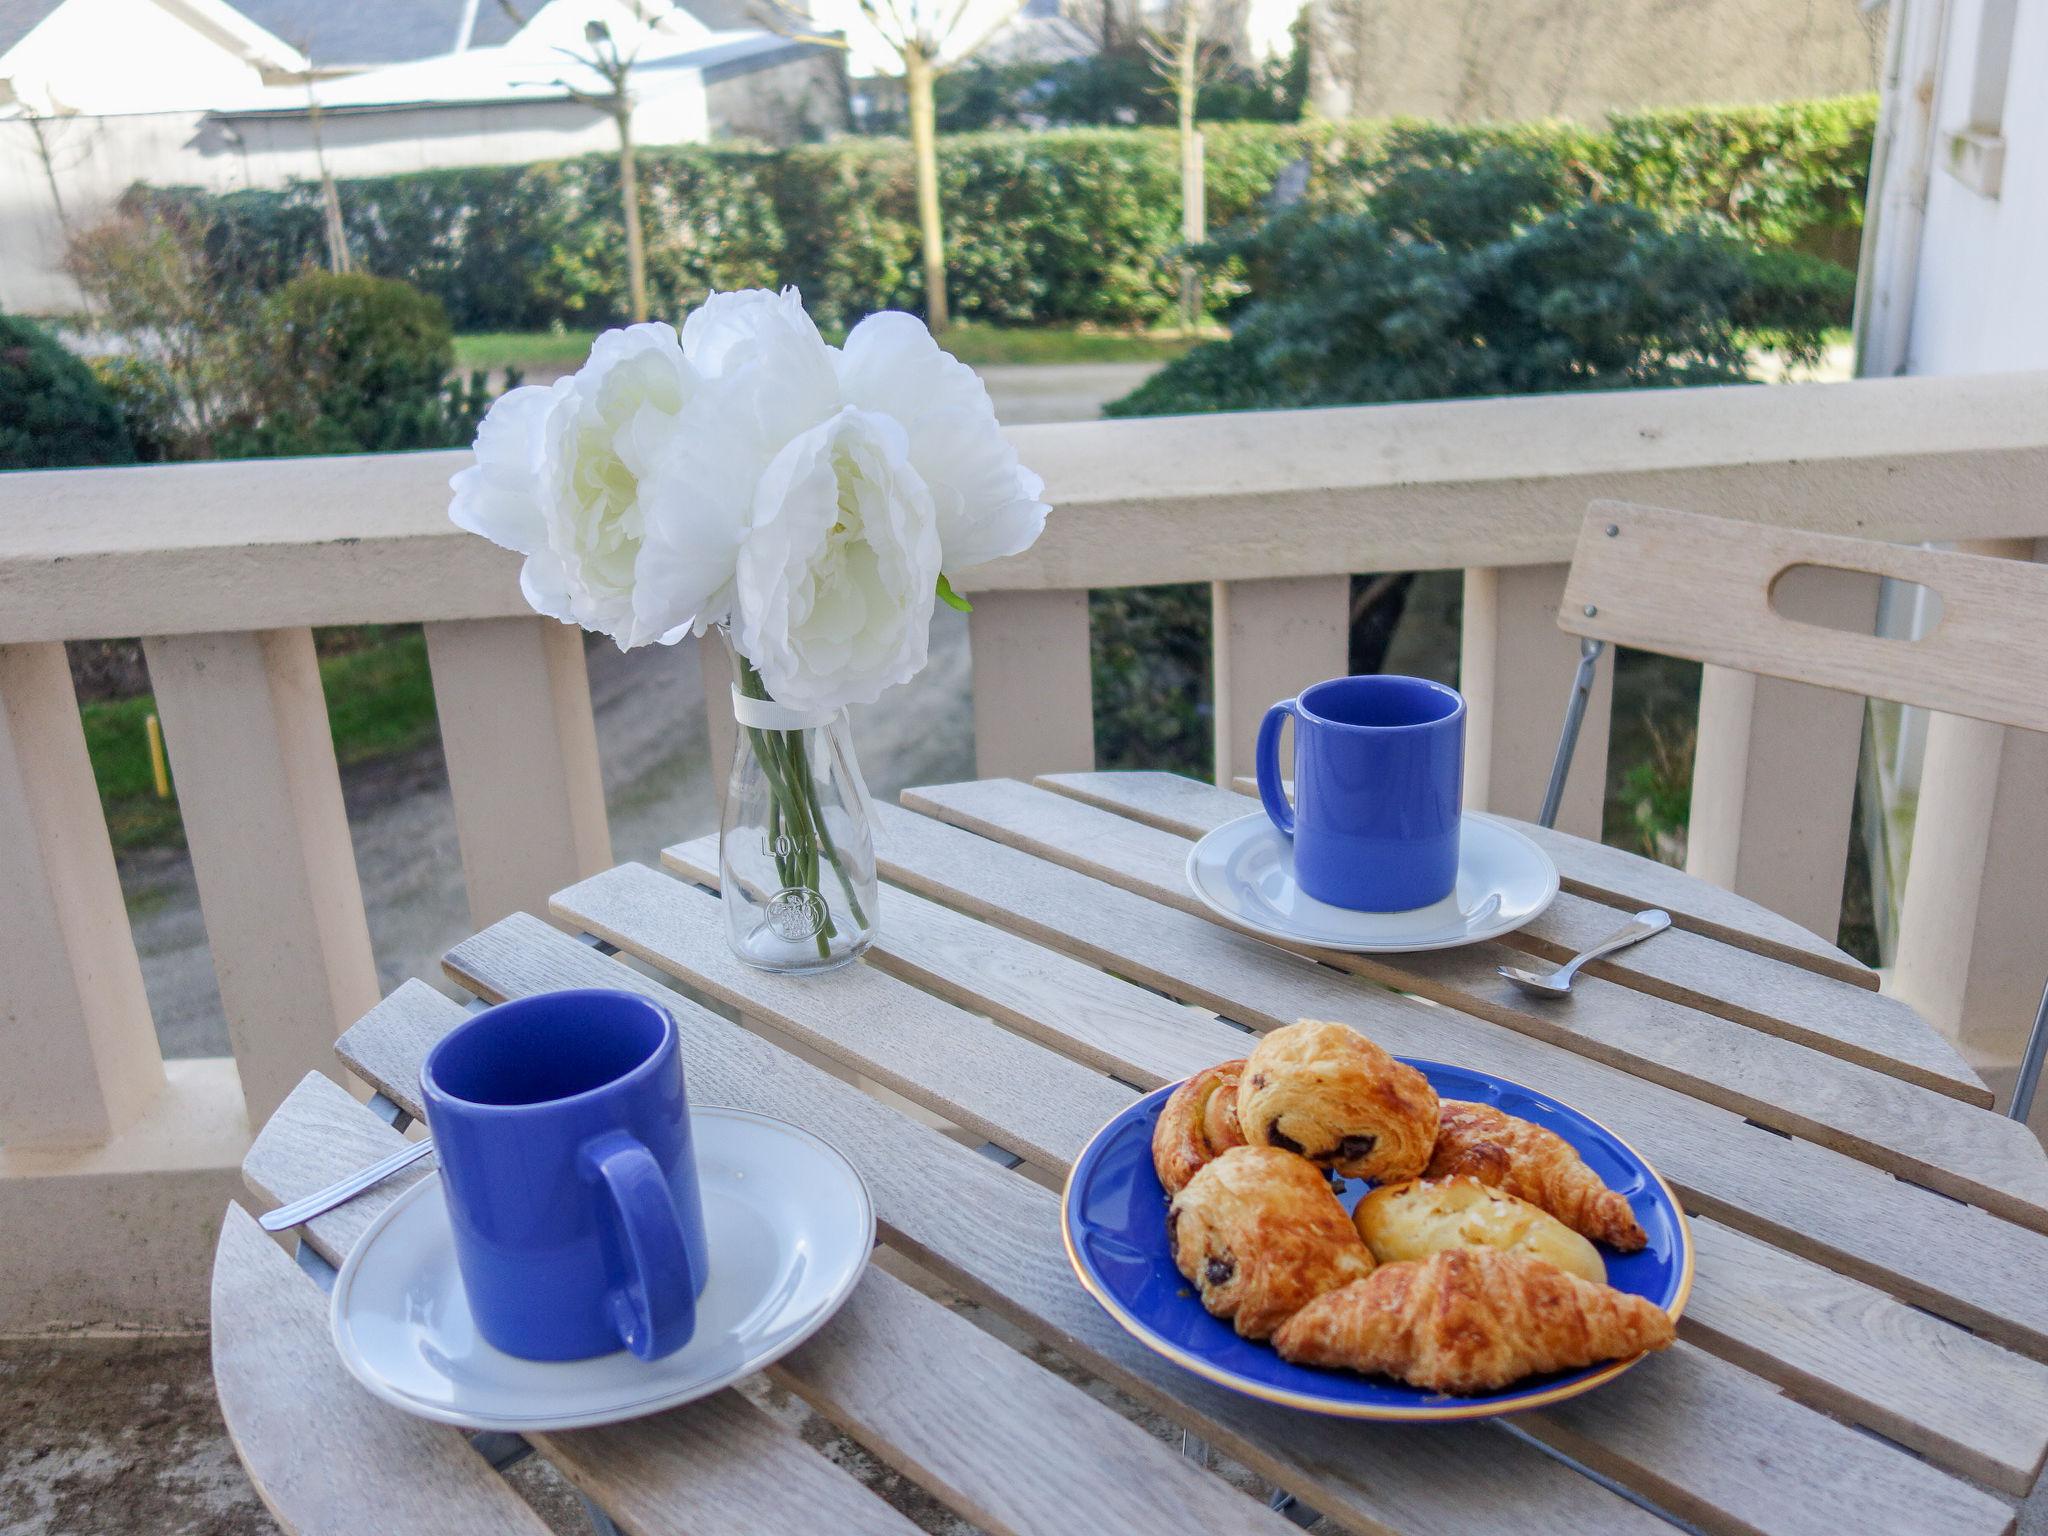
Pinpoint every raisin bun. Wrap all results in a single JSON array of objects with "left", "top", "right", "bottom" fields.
[
  {"left": 1151, "top": 1059, "right": 1248, "bottom": 1194},
  {"left": 1352, "top": 1175, "right": 1606, "bottom": 1285},
  {"left": 1167, "top": 1146, "right": 1375, "bottom": 1339},
  {"left": 1238, "top": 1020, "right": 1439, "bottom": 1182}
]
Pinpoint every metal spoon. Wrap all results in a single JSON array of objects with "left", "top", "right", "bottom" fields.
[
  {"left": 1498, "top": 909, "right": 1671, "bottom": 997},
  {"left": 258, "top": 1138, "right": 435, "bottom": 1232}
]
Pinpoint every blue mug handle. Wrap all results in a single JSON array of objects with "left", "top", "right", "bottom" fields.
[
  {"left": 583, "top": 1131, "right": 698, "bottom": 1361},
  {"left": 1255, "top": 698, "right": 1298, "bottom": 838}
]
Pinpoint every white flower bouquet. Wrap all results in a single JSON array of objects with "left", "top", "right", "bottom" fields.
[{"left": 449, "top": 288, "right": 1049, "bottom": 969}]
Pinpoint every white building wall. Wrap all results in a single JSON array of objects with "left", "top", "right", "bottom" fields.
[
  {"left": 0, "top": 91, "right": 712, "bottom": 313},
  {"left": 1905, "top": 0, "right": 2048, "bottom": 373}
]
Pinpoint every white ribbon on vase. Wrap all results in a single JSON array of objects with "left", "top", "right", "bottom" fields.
[{"left": 730, "top": 686, "right": 842, "bottom": 733}]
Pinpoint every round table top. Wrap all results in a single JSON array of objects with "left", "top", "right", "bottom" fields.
[{"left": 218, "top": 771, "right": 2048, "bottom": 1536}]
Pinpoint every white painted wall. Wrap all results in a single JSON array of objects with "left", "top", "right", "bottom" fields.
[
  {"left": 0, "top": 89, "right": 714, "bottom": 312},
  {"left": 1905, "top": 0, "right": 2048, "bottom": 373}
]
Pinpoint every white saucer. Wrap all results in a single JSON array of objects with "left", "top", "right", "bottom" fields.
[
  {"left": 330, "top": 1107, "right": 874, "bottom": 1431},
  {"left": 1185, "top": 811, "right": 1559, "bottom": 952}
]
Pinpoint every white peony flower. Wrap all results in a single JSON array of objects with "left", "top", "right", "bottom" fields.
[
  {"left": 635, "top": 288, "right": 844, "bottom": 635},
  {"left": 450, "top": 321, "right": 701, "bottom": 649},
  {"left": 836, "top": 310, "right": 1049, "bottom": 575},
  {"left": 733, "top": 407, "right": 942, "bottom": 714}
]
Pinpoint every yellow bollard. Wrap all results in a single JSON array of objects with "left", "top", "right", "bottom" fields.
[{"left": 146, "top": 713, "right": 171, "bottom": 799}]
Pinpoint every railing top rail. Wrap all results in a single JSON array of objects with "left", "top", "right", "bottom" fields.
[{"left": 5, "top": 370, "right": 2048, "bottom": 644}]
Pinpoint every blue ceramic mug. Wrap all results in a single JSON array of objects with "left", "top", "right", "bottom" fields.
[
  {"left": 1254, "top": 675, "right": 1466, "bottom": 911},
  {"left": 421, "top": 989, "right": 709, "bottom": 1363}
]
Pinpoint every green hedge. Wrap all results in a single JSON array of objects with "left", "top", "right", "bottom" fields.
[{"left": 144, "top": 96, "right": 1873, "bottom": 333}]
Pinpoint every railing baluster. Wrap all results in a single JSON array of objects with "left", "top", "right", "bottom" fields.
[
  {"left": 424, "top": 617, "right": 611, "bottom": 930},
  {"left": 1460, "top": 563, "right": 1613, "bottom": 839},
  {"left": 143, "top": 628, "right": 379, "bottom": 1126},
  {"left": 1685, "top": 565, "right": 1877, "bottom": 942},
  {"left": 969, "top": 590, "right": 1094, "bottom": 780},
  {"left": 1891, "top": 538, "right": 2048, "bottom": 1122},
  {"left": 1210, "top": 577, "right": 1350, "bottom": 788},
  {"left": 0, "top": 643, "right": 163, "bottom": 1147}
]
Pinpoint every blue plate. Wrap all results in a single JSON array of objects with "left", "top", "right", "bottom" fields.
[{"left": 1061, "top": 1058, "right": 1693, "bottom": 1421}]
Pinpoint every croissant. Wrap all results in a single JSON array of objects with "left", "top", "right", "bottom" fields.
[
  {"left": 1271, "top": 1248, "right": 1676, "bottom": 1394},
  {"left": 1426, "top": 1101, "right": 1647, "bottom": 1252},
  {"left": 1239, "top": 1020, "right": 1438, "bottom": 1182},
  {"left": 1151, "top": 1060, "right": 1248, "bottom": 1194}
]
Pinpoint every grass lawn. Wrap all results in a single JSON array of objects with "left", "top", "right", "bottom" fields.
[
  {"left": 85, "top": 627, "right": 441, "bottom": 852},
  {"left": 454, "top": 321, "right": 1206, "bottom": 376}
]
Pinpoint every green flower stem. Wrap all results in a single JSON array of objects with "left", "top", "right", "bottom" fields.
[
  {"left": 733, "top": 653, "right": 868, "bottom": 951},
  {"left": 780, "top": 725, "right": 870, "bottom": 930},
  {"left": 742, "top": 720, "right": 833, "bottom": 958}
]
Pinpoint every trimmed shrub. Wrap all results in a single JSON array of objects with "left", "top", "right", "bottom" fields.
[
  {"left": 143, "top": 96, "right": 1876, "bottom": 333},
  {"left": 1108, "top": 133, "right": 1834, "bottom": 418},
  {"left": 1095, "top": 133, "right": 1844, "bottom": 774},
  {"left": 0, "top": 315, "right": 134, "bottom": 469},
  {"left": 227, "top": 272, "right": 459, "bottom": 455}
]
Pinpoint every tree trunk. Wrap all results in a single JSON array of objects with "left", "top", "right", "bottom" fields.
[
  {"left": 26, "top": 114, "right": 68, "bottom": 230},
  {"left": 616, "top": 102, "right": 649, "bottom": 323},
  {"left": 904, "top": 48, "right": 950, "bottom": 332},
  {"left": 304, "top": 90, "right": 352, "bottom": 274},
  {"left": 1176, "top": 16, "right": 1203, "bottom": 332}
]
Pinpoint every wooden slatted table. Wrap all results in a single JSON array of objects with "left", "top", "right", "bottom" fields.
[{"left": 217, "top": 770, "right": 2048, "bottom": 1536}]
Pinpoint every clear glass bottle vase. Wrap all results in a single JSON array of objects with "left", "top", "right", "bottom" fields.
[{"left": 718, "top": 655, "right": 879, "bottom": 974}]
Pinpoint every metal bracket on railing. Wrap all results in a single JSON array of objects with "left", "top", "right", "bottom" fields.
[
  {"left": 2010, "top": 980, "right": 2048, "bottom": 1124},
  {"left": 1538, "top": 637, "right": 1606, "bottom": 830}
]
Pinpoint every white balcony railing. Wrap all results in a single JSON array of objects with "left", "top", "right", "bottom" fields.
[{"left": 5, "top": 369, "right": 2048, "bottom": 1327}]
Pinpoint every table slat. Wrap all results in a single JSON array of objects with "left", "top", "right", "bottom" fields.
[
  {"left": 543, "top": 1389, "right": 924, "bottom": 1536},
  {"left": 554, "top": 862, "right": 1132, "bottom": 1173},
  {"left": 211, "top": 1203, "right": 557, "bottom": 1536},
  {"left": 905, "top": 778, "right": 2048, "bottom": 1228},
  {"left": 1684, "top": 1220, "right": 2048, "bottom": 1495},
  {"left": 986, "top": 775, "right": 1980, "bottom": 1102},
  {"left": 667, "top": 832, "right": 1248, "bottom": 1087},
  {"left": 259, "top": 1062, "right": 1299, "bottom": 1536},
  {"left": 651, "top": 846, "right": 2048, "bottom": 1496},
  {"left": 866, "top": 798, "right": 2048, "bottom": 1359},
  {"left": 1187, "top": 771, "right": 1876, "bottom": 990},
  {"left": 429, "top": 913, "right": 1676, "bottom": 1536}
]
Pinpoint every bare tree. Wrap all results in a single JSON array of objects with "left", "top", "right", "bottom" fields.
[
  {"left": 21, "top": 108, "right": 73, "bottom": 232},
  {"left": 756, "top": 0, "right": 1026, "bottom": 331},
  {"left": 301, "top": 73, "right": 354, "bottom": 274},
  {"left": 555, "top": 20, "right": 650, "bottom": 322},
  {"left": 1143, "top": 0, "right": 1222, "bottom": 330}
]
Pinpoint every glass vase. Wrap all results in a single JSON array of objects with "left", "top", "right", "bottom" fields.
[{"left": 718, "top": 659, "right": 879, "bottom": 974}]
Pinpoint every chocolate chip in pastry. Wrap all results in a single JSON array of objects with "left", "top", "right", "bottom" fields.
[
  {"left": 1238, "top": 1019, "right": 1438, "bottom": 1181},
  {"left": 1167, "top": 1146, "right": 1375, "bottom": 1340},
  {"left": 1151, "top": 1059, "right": 1248, "bottom": 1194},
  {"left": 1427, "top": 1100, "right": 1647, "bottom": 1251},
  {"left": 1271, "top": 1247, "right": 1675, "bottom": 1394},
  {"left": 1352, "top": 1175, "right": 1605, "bottom": 1285}
]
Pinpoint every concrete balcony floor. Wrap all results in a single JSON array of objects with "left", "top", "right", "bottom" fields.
[{"left": 0, "top": 1252, "right": 1358, "bottom": 1535}]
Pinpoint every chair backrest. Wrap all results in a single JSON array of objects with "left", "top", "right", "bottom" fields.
[{"left": 1557, "top": 501, "right": 2048, "bottom": 734}]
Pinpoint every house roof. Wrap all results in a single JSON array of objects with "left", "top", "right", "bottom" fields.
[
  {"left": 224, "top": 0, "right": 522, "bottom": 67},
  {"left": 209, "top": 26, "right": 813, "bottom": 116},
  {"left": 0, "top": 0, "right": 62, "bottom": 56}
]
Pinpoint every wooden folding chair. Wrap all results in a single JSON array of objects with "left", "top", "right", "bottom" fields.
[{"left": 1540, "top": 501, "right": 2048, "bottom": 1122}]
